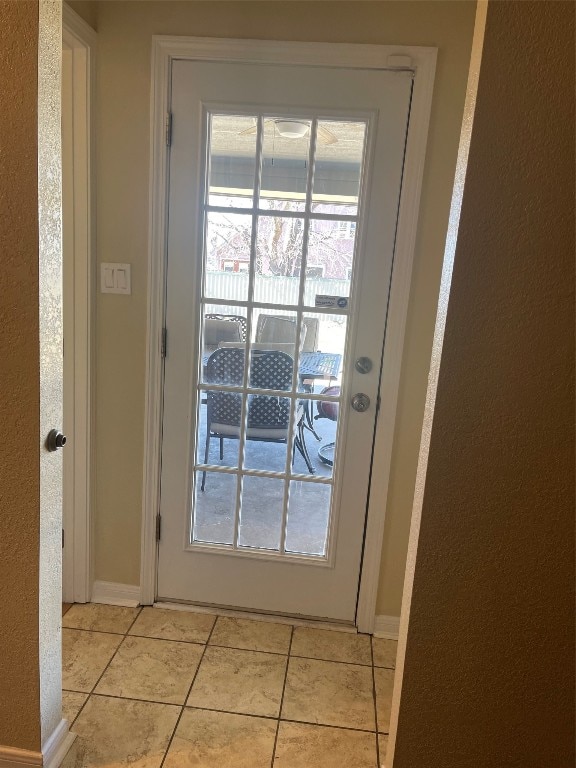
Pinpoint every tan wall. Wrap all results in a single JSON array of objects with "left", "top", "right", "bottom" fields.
[
  {"left": 394, "top": 1, "right": 575, "bottom": 765},
  {"left": 0, "top": 0, "right": 42, "bottom": 751},
  {"left": 92, "top": 1, "right": 477, "bottom": 611},
  {"left": 66, "top": 0, "right": 98, "bottom": 29}
]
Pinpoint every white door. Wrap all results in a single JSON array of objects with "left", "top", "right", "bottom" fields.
[{"left": 157, "top": 58, "right": 411, "bottom": 622}]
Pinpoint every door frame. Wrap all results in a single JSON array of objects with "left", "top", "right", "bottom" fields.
[
  {"left": 62, "top": 4, "right": 96, "bottom": 603},
  {"left": 141, "top": 36, "right": 437, "bottom": 633}
]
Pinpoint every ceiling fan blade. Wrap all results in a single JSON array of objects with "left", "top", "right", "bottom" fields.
[
  {"left": 237, "top": 124, "right": 258, "bottom": 137},
  {"left": 317, "top": 125, "right": 338, "bottom": 145},
  {"left": 238, "top": 118, "right": 276, "bottom": 137}
]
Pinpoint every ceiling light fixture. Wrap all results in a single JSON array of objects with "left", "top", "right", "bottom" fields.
[{"left": 274, "top": 119, "right": 311, "bottom": 139}]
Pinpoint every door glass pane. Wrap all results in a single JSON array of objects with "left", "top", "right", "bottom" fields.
[
  {"left": 311, "top": 120, "right": 366, "bottom": 215},
  {"left": 238, "top": 476, "right": 285, "bottom": 550},
  {"left": 197, "top": 389, "right": 243, "bottom": 469},
  {"left": 243, "top": 436, "right": 288, "bottom": 473},
  {"left": 192, "top": 471, "right": 238, "bottom": 545},
  {"left": 296, "top": 395, "right": 340, "bottom": 480},
  {"left": 205, "top": 211, "right": 252, "bottom": 301},
  {"left": 259, "top": 117, "right": 311, "bottom": 212},
  {"left": 285, "top": 481, "right": 331, "bottom": 556},
  {"left": 254, "top": 216, "right": 304, "bottom": 305},
  {"left": 202, "top": 340, "right": 246, "bottom": 386},
  {"left": 242, "top": 391, "right": 291, "bottom": 471},
  {"left": 208, "top": 114, "right": 256, "bottom": 208},
  {"left": 301, "top": 312, "right": 347, "bottom": 358},
  {"left": 250, "top": 309, "right": 300, "bottom": 361},
  {"left": 300, "top": 309, "right": 344, "bottom": 442},
  {"left": 304, "top": 219, "right": 357, "bottom": 304},
  {"left": 201, "top": 306, "right": 248, "bottom": 365}
]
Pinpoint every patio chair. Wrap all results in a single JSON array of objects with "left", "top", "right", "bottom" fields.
[
  {"left": 201, "top": 347, "right": 314, "bottom": 490},
  {"left": 205, "top": 313, "right": 247, "bottom": 343},
  {"left": 255, "top": 315, "right": 307, "bottom": 354},
  {"left": 301, "top": 316, "right": 320, "bottom": 353}
]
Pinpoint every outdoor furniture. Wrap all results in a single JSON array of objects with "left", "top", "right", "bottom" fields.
[
  {"left": 315, "top": 385, "right": 341, "bottom": 467},
  {"left": 255, "top": 314, "right": 307, "bottom": 353},
  {"left": 301, "top": 316, "right": 320, "bottom": 353},
  {"left": 204, "top": 312, "right": 248, "bottom": 341},
  {"left": 202, "top": 350, "right": 341, "bottom": 380},
  {"left": 201, "top": 347, "right": 314, "bottom": 490},
  {"left": 299, "top": 351, "right": 341, "bottom": 384},
  {"left": 298, "top": 352, "right": 342, "bottom": 439}
]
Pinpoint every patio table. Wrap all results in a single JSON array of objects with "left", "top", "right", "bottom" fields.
[{"left": 201, "top": 350, "right": 342, "bottom": 384}]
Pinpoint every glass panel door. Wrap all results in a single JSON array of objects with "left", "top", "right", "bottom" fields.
[{"left": 157, "top": 57, "right": 413, "bottom": 620}]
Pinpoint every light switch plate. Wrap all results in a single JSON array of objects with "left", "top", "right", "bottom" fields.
[{"left": 100, "top": 263, "right": 131, "bottom": 294}]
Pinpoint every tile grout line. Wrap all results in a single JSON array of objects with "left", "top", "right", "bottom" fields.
[
  {"left": 65, "top": 606, "right": 144, "bottom": 727},
  {"left": 64, "top": 692, "right": 380, "bottom": 736},
  {"left": 88, "top": 606, "right": 144, "bottom": 694},
  {"left": 371, "top": 635, "right": 381, "bottom": 768},
  {"left": 158, "top": 615, "right": 219, "bottom": 768},
  {"left": 270, "top": 624, "right": 294, "bottom": 767},
  {"left": 63, "top": 625, "right": 140, "bottom": 638},
  {"left": 65, "top": 624, "right": 394, "bottom": 667}
]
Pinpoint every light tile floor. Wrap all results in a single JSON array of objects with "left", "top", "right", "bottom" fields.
[{"left": 62, "top": 604, "right": 397, "bottom": 768}]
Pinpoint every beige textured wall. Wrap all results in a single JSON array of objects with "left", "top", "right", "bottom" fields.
[
  {"left": 92, "top": 1, "right": 477, "bottom": 607},
  {"left": 394, "top": 2, "right": 575, "bottom": 765},
  {"left": 0, "top": 0, "right": 42, "bottom": 751}
]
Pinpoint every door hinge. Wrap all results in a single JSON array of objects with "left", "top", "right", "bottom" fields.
[
  {"left": 161, "top": 327, "right": 167, "bottom": 358},
  {"left": 62, "top": 529, "right": 65, "bottom": 548},
  {"left": 156, "top": 514, "right": 162, "bottom": 542},
  {"left": 376, "top": 394, "right": 382, "bottom": 414},
  {"left": 166, "top": 112, "right": 173, "bottom": 147}
]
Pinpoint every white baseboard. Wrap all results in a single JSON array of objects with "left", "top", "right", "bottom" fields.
[
  {"left": 91, "top": 580, "right": 140, "bottom": 607},
  {"left": 0, "top": 746, "right": 42, "bottom": 768},
  {"left": 373, "top": 614, "right": 400, "bottom": 640},
  {"left": 42, "top": 720, "right": 75, "bottom": 768},
  {"left": 0, "top": 721, "right": 75, "bottom": 768}
]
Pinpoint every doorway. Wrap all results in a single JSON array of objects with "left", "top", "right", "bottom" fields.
[{"left": 155, "top": 53, "right": 411, "bottom": 622}]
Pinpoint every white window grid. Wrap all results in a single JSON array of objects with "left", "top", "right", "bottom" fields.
[{"left": 191, "top": 112, "right": 367, "bottom": 557}]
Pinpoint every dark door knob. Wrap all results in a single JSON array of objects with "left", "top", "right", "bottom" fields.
[{"left": 47, "top": 429, "right": 67, "bottom": 452}]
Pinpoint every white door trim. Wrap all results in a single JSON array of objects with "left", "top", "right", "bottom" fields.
[
  {"left": 62, "top": 4, "right": 96, "bottom": 603},
  {"left": 355, "top": 43, "right": 437, "bottom": 633},
  {"left": 141, "top": 36, "right": 437, "bottom": 630}
]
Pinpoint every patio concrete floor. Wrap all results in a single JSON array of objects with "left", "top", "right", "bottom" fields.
[{"left": 193, "top": 401, "right": 338, "bottom": 555}]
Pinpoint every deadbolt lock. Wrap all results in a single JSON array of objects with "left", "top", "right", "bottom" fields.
[{"left": 355, "top": 357, "right": 373, "bottom": 374}]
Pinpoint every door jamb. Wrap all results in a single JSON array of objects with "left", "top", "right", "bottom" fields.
[
  {"left": 62, "top": 4, "right": 96, "bottom": 603},
  {"left": 141, "top": 37, "right": 437, "bottom": 633}
]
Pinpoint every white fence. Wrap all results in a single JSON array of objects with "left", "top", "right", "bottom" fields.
[{"left": 205, "top": 272, "right": 350, "bottom": 317}]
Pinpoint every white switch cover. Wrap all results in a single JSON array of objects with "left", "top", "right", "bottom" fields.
[{"left": 100, "top": 263, "right": 131, "bottom": 294}]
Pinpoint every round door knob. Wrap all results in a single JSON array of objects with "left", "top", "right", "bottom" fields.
[
  {"left": 351, "top": 393, "right": 370, "bottom": 412},
  {"left": 46, "top": 429, "right": 67, "bottom": 452}
]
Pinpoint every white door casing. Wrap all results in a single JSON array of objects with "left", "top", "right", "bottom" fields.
[
  {"left": 142, "top": 38, "right": 437, "bottom": 632},
  {"left": 62, "top": 4, "right": 96, "bottom": 604}
]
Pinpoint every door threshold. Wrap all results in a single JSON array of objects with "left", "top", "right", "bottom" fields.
[{"left": 154, "top": 600, "right": 359, "bottom": 634}]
